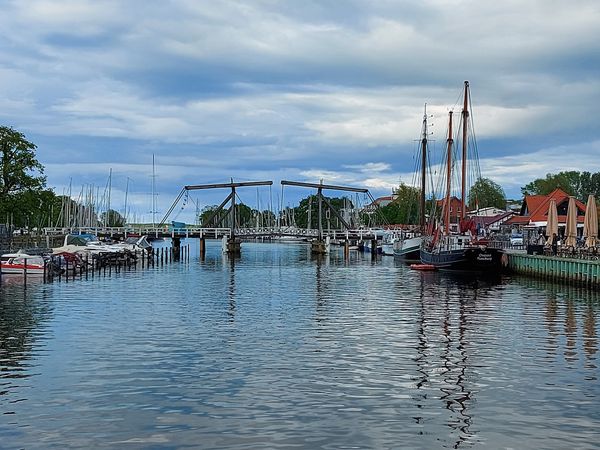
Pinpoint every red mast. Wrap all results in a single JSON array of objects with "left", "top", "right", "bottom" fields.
[
  {"left": 444, "top": 111, "right": 453, "bottom": 235},
  {"left": 461, "top": 81, "right": 469, "bottom": 221}
]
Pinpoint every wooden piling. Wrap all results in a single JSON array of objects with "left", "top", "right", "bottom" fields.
[{"left": 200, "top": 236, "right": 206, "bottom": 259}]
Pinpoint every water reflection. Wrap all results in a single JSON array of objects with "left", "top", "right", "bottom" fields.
[
  {"left": 227, "top": 256, "right": 236, "bottom": 323},
  {"left": 583, "top": 305, "right": 597, "bottom": 369},
  {"left": 0, "top": 244, "right": 599, "bottom": 448},
  {"left": 0, "top": 283, "right": 53, "bottom": 413},
  {"left": 517, "top": 276, "right": 599, "bottom": 369}
]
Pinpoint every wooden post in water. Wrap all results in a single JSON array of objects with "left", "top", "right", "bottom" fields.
[
  {"left": 344, "top": 239, "right": 350, "bottom": 260},
  {"left": 371, "top": 239, "right": 377, "bottom": 260},
  {"left": 200, "top": 234, "right": 206, "bottom": 260},
  {"left": 23, "top": 257, "right": 27, "bottom": 287},
  {"left": 172, "top": 237, "right": 181, "bottom": 261},
  {"left": 85, "top": 254, "right": 89, "bottom": 280}
]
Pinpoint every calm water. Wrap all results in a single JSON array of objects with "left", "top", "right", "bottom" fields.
[{"left": 0, "top": 241, "right": 598, "bottom": 449}]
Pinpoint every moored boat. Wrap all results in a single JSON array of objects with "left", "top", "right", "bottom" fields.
[
  {"left": 1, "top": 253, "right": 46, "bottom": 275},
  {"left": 419, "top": 82, "right": 501, "bottom": 273}
]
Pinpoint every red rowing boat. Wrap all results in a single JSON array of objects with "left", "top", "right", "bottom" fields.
[{"left": 410, "top": 264, "right": 436, "bottom": 271}]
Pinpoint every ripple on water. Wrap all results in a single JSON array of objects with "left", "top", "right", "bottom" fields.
[{"left": 0, "top": 241, "right": 599, "bottom": 449}]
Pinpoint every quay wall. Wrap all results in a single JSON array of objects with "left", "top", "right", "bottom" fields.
[{"left": 507, "top": 252, "right": 600, "bottom": 287}]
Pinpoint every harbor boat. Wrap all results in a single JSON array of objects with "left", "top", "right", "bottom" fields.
[
  {"left": 53, "top": 233, "right": 152, "bottom": 256},
  {"left": 393, "top": 229, "right": 422, "bottom": 261},
  {"left": 419, "top": 82, "right": 501, "bottom": 272},
  {"left": 1, "top": 252, "right": 45, "bottom": 275},
  {"left": 393, "top": 105, "right": 430, "bottom": 261}
]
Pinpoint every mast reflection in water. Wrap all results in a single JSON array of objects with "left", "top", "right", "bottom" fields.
[{"left": 0, "top": 241, "right": 598, "bottom": 449}]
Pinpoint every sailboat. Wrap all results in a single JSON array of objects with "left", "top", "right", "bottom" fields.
[
  {"left": 419, "top": 81, "right": 501, "bottom": 271},
  {"left": 393, "top": 104, "right": 429, "bottom": 261}
]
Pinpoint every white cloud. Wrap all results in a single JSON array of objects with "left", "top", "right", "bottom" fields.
[{"left": 1, "top": 0, "right": 599, "bottom": 220}]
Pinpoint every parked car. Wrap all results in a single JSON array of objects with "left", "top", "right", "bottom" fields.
[{"left": 510, "top": 233, "right": 523, "bottom": 245}]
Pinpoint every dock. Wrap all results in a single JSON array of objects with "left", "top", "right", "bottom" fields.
[{"left": 506, "top": 251, "right": 600, "bottom": 286}]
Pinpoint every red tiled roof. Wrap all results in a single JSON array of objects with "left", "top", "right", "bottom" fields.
[
  {"left": 527, "top": 188, "right": 586, "bottom": 223},
  {"left": 511, "top": 188, "right": 587, "bottom": 225}
]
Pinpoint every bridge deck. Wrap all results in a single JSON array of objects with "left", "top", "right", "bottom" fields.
[{"left": 42, "top": 226, "right": 384, "bottom": 241}]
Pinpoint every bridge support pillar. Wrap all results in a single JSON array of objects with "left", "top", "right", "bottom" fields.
[
  {"left": 311, "top": 239, "right": 329, "bottom": 255},
  {"left": 225, "top": 238, "right": 241, "bottom": 254},
  {"left": 199, "top": 236, "right": 206, "bottom": 260},
  {"left": 172, "top": 237, "right": 181, "bottom": 260}
]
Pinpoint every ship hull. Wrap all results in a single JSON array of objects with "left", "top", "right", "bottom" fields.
[{"left": 420, "top": 246, "right": 501, "bottom": 272}]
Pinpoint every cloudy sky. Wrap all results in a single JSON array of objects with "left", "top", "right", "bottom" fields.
[{"left": 1, "top": 0, "right": 599, "bottom": 223}]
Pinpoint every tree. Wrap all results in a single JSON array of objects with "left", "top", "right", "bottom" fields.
[
  {"left": 293, "top": 195, "right": 354, "bottom": 229},
  {"left": 198, "top": 203, "right": 255, "bottom": 227},
  {"left": 100, "top": 209, "right": 125, "bottom": 227},
  {"left": 521, "top": 171, "right": 600, "bottom": 201},
  {"left": 468, "top": 177, "right": 506, "bottom": 210},
  {"left": 0, "top": 127, "right": 46, "bottom": 196},
  {"left": 0, "top": 126, "right": 49, "bottom": 227},
  {"left": 377, "top": 183, "right": 420, "bottom": 225}
]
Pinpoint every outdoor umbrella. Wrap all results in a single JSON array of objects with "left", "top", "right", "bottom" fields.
[
  {"left": 584, "top": 194, "right": 598, "bottom": 248},
  {"left": 564, "top": 196, "right": 578, "bottom": 248},
  {"left": 546, "top": 199, "right": 558, "bottom": 246}
]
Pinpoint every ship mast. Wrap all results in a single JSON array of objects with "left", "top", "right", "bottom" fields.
[
  {"left": 420, "top": 104, "right": 428, "bottom": 231},
  {"left": 444, "top": 111, "right": 453, "bottom": 235},
  {"left": 461, "top": 81, "right": 469, "bottom": 221}
]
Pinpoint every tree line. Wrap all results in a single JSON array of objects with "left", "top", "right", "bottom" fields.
[{"left": 3, "top": 125, "right": 599, "bottom": 230}]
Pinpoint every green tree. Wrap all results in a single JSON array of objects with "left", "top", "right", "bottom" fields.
[
  {"left": 0, "top": 127, "right": 46, "bottom": 195},
  {"left": 198, "top": 203, "right": 255, "bottom": 227},
  {"left": 101, "top": 209, "right": 125, "bottom": 227},
  {"left": 293, "top": 195, "right": 354, "bottom": 229},
  {"left": 468, "top": 177, "right": 506, "bottom": 210},
  {"left": 377, "top": 183, "right": 420, "bottom": 225},
  {"left": 0, "top": 126, "right": 49, "bottom": 227},
  {"left": 521, "top": 171, "right": 600, "bottom": 201}
]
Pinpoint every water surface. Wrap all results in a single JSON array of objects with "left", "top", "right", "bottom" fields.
[{"left": 1, "top": 241, "right": 598, "bottom": 449}]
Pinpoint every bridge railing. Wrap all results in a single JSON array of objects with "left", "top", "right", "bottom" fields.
[{"left": 42, "top": 226, "right": 381, "bottom": 240}]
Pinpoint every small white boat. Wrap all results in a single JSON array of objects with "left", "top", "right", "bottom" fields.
[{"left": 1, "top": 253, "right": 46, "bottom": 275}]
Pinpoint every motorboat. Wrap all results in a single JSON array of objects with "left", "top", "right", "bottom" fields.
[{"left": 1, "top": 252, "right": 46, "bottom": 275}]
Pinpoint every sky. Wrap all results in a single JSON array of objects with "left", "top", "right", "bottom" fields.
[{"left": 1, "top": 0, "right": 599, "bottom": 224}]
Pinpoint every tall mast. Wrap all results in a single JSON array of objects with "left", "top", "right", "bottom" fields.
[
  {"left": 461, "top": 80, "right": 469, "bottom": 220},
  {"left": 124, "top": 177, "right": 130, "bottom": 225},
  {"left": 108, "top": 168, "right": 112, "bottom": 226},
  {"left": 151, "top": 154, "right": 156, "bottom": 228},
  {"left": 420, "top": 104, "right": 428, "bottom": 231},
  {"left": 444, "top": 111, "right": 454, "bottom": 235}
]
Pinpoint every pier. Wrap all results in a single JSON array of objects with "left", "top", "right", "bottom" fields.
[{"left": 506, "top": 251, "right": 600, "bottom": 286}]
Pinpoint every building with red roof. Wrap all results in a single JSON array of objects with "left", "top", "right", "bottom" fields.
[{"left": 504, "top": 188, "right": 586, "bottom": 229}]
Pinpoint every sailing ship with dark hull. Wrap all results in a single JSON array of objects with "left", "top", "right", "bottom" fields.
[{"left": 419, "top": 81, "right": 502, "bottom": 272}]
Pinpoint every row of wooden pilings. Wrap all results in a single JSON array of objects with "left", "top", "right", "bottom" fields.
[
  {"left": 3, "top": 243, "right": 193, "bottom": 286},
  {"left": 507, "top": 252, "right": 600, "bottom": 287}
]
